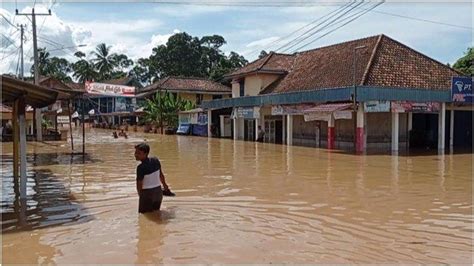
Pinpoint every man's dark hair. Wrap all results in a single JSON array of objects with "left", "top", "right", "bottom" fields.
[{"left": 135, "top": 143, "right": 150, "bottom": 154}]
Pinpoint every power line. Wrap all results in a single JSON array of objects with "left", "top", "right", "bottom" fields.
[
  {"left": 1, "top": 14, "right": 19, "bottom": 29},
  {"left": 244, "top": 1, "right": 352, "bottom": 57},
  {"left": 1, "top": 32, "right": 19, "bottom": 49},
  {"left": 38, "top": 0, "right": 57, "bottom": 36},
  {"left": 366, "top": 8, "right": 472, "bottom": 30},
  {"left": 293, "top": 1, "right": 384, "bottom": 52},
  {"left": 2, "top": 47, "right": 20, "bottom": 63},
  {"left": 279, "top": 0, "right": 366, "bottom": 53},
  {"left": 154, "top": 1, "right": 348, "bottom": 7}
]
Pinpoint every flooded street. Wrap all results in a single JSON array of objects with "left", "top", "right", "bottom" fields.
[{"left": 2, "top": 129, "right": 473, "bottom": 264}]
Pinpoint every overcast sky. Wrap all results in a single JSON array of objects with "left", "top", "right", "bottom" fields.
[{"left": 1, "top": 1, "right": 472, "bottom": 76}]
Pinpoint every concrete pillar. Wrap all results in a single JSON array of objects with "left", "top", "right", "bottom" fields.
[
  {"left": 220, "top": 115, "right": 225, "bottom": 138},
  {"left": 327, "top": 114, "right": 335, "bottom": 149},
  {"left": 35, "top": 109, "right": 42, "bottom": 141},
  {"left": 255, "top": 118, "right": 260, "bottom": 141},
  {"left": 438, "top": 102, "right": 446, "bottom": 150},
  {"left": 286, "top": 114, "right": 293, "bottom": 146},
  {"left": 239, "top": 118, "right": 244, "bottom": 140},
  {"left": 207, "top": 109, "right": 212, "bottom": 138},
  {"left": 19, "top": 113, "right": 27, "bottom": 199},
  {"left": 392, "top": 112, "right": 399, "bottom": 151},
  {"left": 408, "top": 112, "right": 413, "bottom": 131},
  {"left": 282, "top": 115, "right": 286, "bottom": 144},
  {"left": 356, "top": 104, "right": 365, "bottom": 153},
  {"left": 407, "top": 112, "right": 413, "bottom": 148},
  {"left": 233, "top": 118, "right": 238, "bottom": 140},
  {"left": 449, "top": 109, "right": 454, "bottom": 150}
]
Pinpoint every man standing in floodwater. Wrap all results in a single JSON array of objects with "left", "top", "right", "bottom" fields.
[{"left": 134, "top": 143, "right": 174, "bottom": 213}]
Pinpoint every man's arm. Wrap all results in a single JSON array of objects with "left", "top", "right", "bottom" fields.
[
  {"left": 160, "top": 170, "right": 169, "bottom": 190},
  {"left": 136, "top": 180, "right": 143, "bottom": 195}
]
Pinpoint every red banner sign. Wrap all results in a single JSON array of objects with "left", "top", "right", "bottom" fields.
[
  {"left": 391, "top": 101, "right": 440, "bottom": 113},
  {"left": 85, "top": 81, "right": 135, "bottom": 97}
]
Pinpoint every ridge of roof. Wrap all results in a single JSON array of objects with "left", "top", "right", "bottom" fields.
[
  {"left": 361, "top": 34, "right": 384, "bottom": 86},
  {"left": 295, "top": 34, "right": 382, "bottom": 56}
]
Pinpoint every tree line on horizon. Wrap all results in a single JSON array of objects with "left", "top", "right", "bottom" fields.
[{"left": 24, "top": 32, "right": 250, "bottom": 87}]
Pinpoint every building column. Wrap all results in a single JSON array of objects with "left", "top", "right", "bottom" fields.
[
  {"left": 282, "top": 115, "right": 286, "bottom": 144},
  {"left": 255, "top": 118, "right": 260, "bottom": 141},
  {"left": 408, "top": 112, "right": 413, "bottom": 131},
  {"left": 220, "top": 115, "right": 225, "bottom": 138},
  {"left": 392, "top": 112, "right": 399, "bottom": 151},
  {"left": 286, "top": 114, "right": 293, "bottom": 146},
  {"left": 233, "top": 118, "right": 238, "bottom": 140},
  {"left": 35, "top": 109, "right": 42, "bottom": 141},
  {"left": 438, "top": 102, "right": 446, "bottom": 150},
  {"left": 327, "top": 114, "right": 335, "bottom": 149},
  {"left": 356, "top": 104, "right": 365, "bottom": 153},
  {"left": 407, "top": 112, "right": 413, "bottom": 148},
  {"left": 238, "top": 118, "right": 245, "bottom": 140},
  {"left": 207, "top": 109, "right": 212, "bottom": 138},
  {"left": 449, "top": 109, "right": 454, "bottom": 150},
  {"left": 18, "top": 98, "right": 27, "bottom": 199}
]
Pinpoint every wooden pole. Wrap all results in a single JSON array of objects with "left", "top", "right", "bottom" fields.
[
  {"left": 18, "top": 97, "right": 27, "bottom": 199},
  {"left": 68, "top": 99, "right": 74, "bottom": 151},
  {"left": 12, "top": 98, "right": 19, "bottom": 188}
]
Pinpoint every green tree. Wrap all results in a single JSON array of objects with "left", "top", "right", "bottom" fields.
[
  {"left": 91, "top": 43, "right": 117, "bottom": 80},
  {"left": 141, "top": 91, "right": 194, "bottom": 133},
  {"left": 31, "top": 48, "right": 73, "bottom": 82},
  {"left": 209, "top": 51, "right": 248, "bottom": 80},
  {"left": 72, "top": 51, "right": 97, "bottom": 83},
  {"left": 453, "top": 47, "right": 473, "bottom": 76}
]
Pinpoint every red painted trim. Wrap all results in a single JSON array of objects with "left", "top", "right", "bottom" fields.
[{"left": 328, "top": 127, "right": 335, "bottom": 149}]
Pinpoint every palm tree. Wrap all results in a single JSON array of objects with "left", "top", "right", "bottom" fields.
[
  {"left": 92, "top": 43, "right": 117, "bottom": 81},
  {"left": 72, "top": 59, "right": 97, "bottom": 83},
  {"left": 30, "top": 48, "right": 50, "bottom": 76},
  {"left": 72, "top": 51, "right": 97, "bottom": 83}
]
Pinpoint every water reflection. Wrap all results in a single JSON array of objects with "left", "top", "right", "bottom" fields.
[{"left": 2, "top": 129, "right": 473, "bottom": 264}]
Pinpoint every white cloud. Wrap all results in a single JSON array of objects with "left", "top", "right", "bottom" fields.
[
  {"left": 152, "top": 5, "right": 232, "bottom": 17},
  {"left": 245, "top": 36, "right": 279, "bottom": 48}
]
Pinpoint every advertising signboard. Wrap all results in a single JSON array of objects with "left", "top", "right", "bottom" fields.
[
  {"left": 452, "top": 77, "right": 473, "bottom": 103},
  {"left": 391, "top": 101, "right": 440, "bottom": 113},
  {"left": 85, "top": 81, "right": 135, "bottom": 97},
  {"left": 364, "top": 100, "right": 390, "bottom": 112}
]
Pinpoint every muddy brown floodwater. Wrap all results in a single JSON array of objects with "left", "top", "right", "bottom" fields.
[{"left": 1, "top": 128, "right": 473, "bottom": 264}]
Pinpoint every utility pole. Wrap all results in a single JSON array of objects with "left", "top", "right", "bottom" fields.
[
  {"left": 16, "top": 8, "right": 51, "bottom": 142},
  {"left": 18, "top": 24, "right": 25, "bottom": 80}
]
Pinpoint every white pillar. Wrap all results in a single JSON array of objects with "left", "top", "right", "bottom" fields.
[
  {"left": 356, "top": 103, "right": 365, "bottom": 153},
  {"left": 239, "top": 118, "right": 245, "bottom": 140},
  {"left": 438, "top": 102, "right": 446, "bottom": 150},
  {"left": 207, "top": 110, "right": 212, "bottom": 138},
  {"left": 391, "top": 112, "right": 399, "bottom": 151},
  {"left": 233, "top": 118, "right": 238, "bottom": 140},
  {"left": 220, "top": 115, "right": 225, "bottom": 138},
  {"left": 286, "top": 114, "right": 293, "bottom": 146},
  {"left": 19, "top": 114, "right": 27, "bottom": 199},
  {"left": 35, "top": 109, "right": 42, "bottom": 141},
  {"left": 255, "top": 118, "right": 260, "bottom": 141},
  {"left": 449, "top": 109, "right": 454, "bottom": 150}
]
